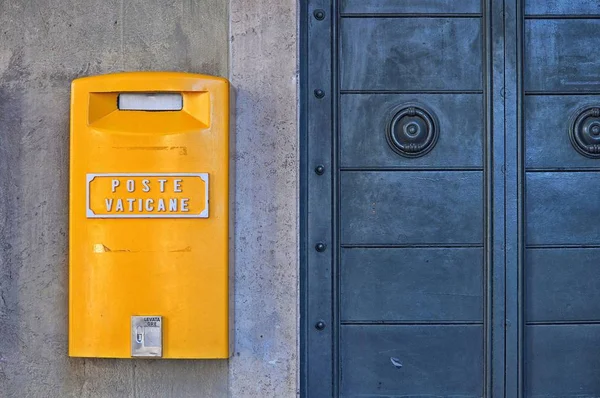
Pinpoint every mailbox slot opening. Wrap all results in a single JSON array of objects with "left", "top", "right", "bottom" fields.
[
  {"left": 89, "top": 91, "right": 210, "bottom": 133},
  {"left": 118, "top": 93, "right": 183, "bottom": 111}
]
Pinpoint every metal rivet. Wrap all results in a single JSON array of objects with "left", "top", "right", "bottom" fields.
[
  {"left": 315, "top": 165, "right": 325, "bottom": 175},
  {"left": 313, "top": 9, "right": 325, "bottom": 20},
  {"left": 314, "top": 89, "right": 325, "bottom": 99},
  {"left": 315, "top": 321, "right": 326, "bottom": 331},
  {"left": 315, "top": 243, "right": 326, "bottom": 252}
]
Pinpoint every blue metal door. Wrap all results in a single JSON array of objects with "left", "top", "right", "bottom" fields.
[{"left": 301, "top": 1, "right": 600, "bottom": 396}]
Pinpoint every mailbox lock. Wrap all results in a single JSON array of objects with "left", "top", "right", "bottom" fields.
[{"left": 135, "top": 326, "right": 143, "bottom": 344}]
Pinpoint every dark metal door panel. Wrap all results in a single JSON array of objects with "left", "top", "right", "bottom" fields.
[
  {"left": 341, "top": 248, "right": 483, "bottom": 322},
  {"left": 341, "top": 94, "right": 484, "bottom": 169},
  {"left": 340, "top": 18, "right": 482, "bottom": 91},
  {"left": 525, "top": 19, "right": 600, "bottom": 93},
  {"left": 527, "top": 249, "right": 600, "bottom": 322},
  {"left": 303, "top": 0, "right": 497, "bottom": 395},
  {"left": 340, "top": 0, "right": 481, "bottom": 15},
  {"left": 340, "top": 325, "right": 484, "bottom": 396},
  {"left": 526, "top": 325, "right": 600, "bottom": 396},
  {"left": 526, "top": 0, "right": 600, "bottom": 15},
  {"left": 340, "top": 171, "right": 484, "bottom": 245},
  {"left": 525, "top": 95, "right": 600, "bottom": 168},
  {"left": 527, "top": 173, "right": 600, "bottom": 245},
  {"left": 523, "top": 1, "right": 600, "bottom": 395}
]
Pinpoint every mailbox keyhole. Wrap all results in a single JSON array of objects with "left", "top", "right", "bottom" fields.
[{"left": 136, "top": 326, "right": 143, "bottom": 344}]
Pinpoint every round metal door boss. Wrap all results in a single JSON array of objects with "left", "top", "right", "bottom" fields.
[
  {"left": 570, "top": 106, "right": 600, "bottom": 158},
  {"left": 386, "top": 104, "right": 439, "bottom": 158}
]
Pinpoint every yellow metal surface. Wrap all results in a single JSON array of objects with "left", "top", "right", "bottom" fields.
[{"left": 69, "top": 72, "right": 231, "bottom": 358}]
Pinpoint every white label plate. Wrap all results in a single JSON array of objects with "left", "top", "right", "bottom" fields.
[{"left": 131, "top": 315, "right": 163, "bottom": 357}]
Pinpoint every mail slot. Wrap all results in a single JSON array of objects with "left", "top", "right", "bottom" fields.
[{"left": 69, "top": 72, "right": 232, "bottom": 358}]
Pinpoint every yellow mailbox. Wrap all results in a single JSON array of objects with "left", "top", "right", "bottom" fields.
[{"left": 69, "top": 72, "right": 232, "bottom": 359}]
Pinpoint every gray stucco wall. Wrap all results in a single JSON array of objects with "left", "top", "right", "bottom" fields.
[
  {"left": 0, "top": 0, "right": 298, "bottom": 396},
  {"left": 0, "top": 1, "right": 230, "bottom": 397},
  {"left": 229, "top": 0, "right": 298, "bottom": 396}
]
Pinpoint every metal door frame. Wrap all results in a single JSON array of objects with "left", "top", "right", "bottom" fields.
[{"left": 300, "top": 0, "right": 336, "bottom": 395}]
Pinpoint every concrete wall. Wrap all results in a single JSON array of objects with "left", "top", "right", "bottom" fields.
[
  {"left": 0, "top": 0, "right": 299, "bottom": 397},
  {"left": 0, "top": 1, "right": 230, "bottom": 397},
  {"left": 229, "top": 0, "right": 299, "bottom": 396}
]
